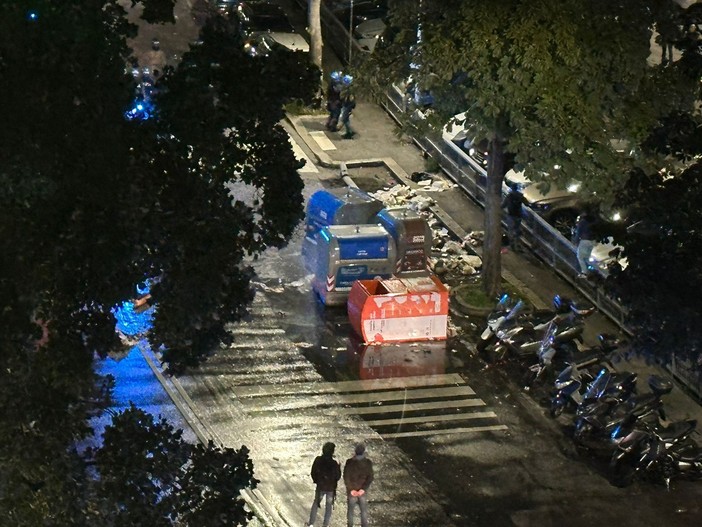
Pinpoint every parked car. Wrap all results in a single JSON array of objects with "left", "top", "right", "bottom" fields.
[
  {"left": 441, "top": 112, "right": 517, "bottom": 187},
  {"left": 353, "top": 16, "right": 387, "bottom": 53},
  {"left": 236, "top": 2, "right": 309, "bottom": 53},
  {"left": 512, "top": 169, "right": 585, "bottom": 237}
]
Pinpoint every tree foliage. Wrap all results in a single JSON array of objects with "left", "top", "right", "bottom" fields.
[
  {"left": 93, "top": 405, "right": 258, "bottom": 526},
  {"left": 607, "top": 114, "right": 702, "bottom": 365},
  {"left": 358, "top": 0, "right": 699, "bottom": 296},
  {"left": 1, "top": 0, "right": 317, "bottom": 521}
]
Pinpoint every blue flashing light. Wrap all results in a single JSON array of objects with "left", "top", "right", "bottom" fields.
[
  {"left": 27, "top": 11, "right": 39, "bottom": 21},
  {"left": 124, "top": 98, "right": 154, "bottom": 121},
  {"left": 112, "top": 300, "right": 154, "bottom": 337},
  {"left": 499, "top": 293, "right": 509, "bottom": 304},
  {"left": 611, "top": 424, "right": 622, "bottom": 440}
]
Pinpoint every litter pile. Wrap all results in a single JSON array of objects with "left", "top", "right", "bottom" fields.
[{"left": 370, "top": 180, "right": 483, "bottom": 280}]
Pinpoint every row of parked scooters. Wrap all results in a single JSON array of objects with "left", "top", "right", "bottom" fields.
[{"left": 477, "top": 294, "right": 702, "bottom": 488}]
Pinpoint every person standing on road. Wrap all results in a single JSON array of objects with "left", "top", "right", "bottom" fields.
[
  {"left": 305, "top": 442, "right": 342, "bottom": 527},
  {"left": 343, "top": 442, "right": 373, "bottom": 527},
  {"left": 574, "top": 210, "right": 597, "bottom": 277},
  {"left": 501, "top": 183, "right": 525, "bottom": 252}
]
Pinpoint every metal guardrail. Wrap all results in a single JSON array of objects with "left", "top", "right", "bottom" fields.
[
  {"left": 321, "top": 7, "right": 701, "bottom": 400},
  {"left": 384, "top": 85, "right": 636, "bottom": 329}
]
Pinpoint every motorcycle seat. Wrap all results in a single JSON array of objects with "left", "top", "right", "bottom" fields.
[
  {"left": 648, "top": 375, "right": 673, "bottom": 396},
  {"left": 572, "top": 350, "right": 608, "bottom": 368},
  {"left": 672, "top": 442, "right": 702, "bottom": 463},
  {"left": 657, "top": 419, "right": 697, "bottom": 442}
]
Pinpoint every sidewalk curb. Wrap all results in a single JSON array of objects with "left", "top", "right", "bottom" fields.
[{"left": 139, "top": 344, "right": 288, "bottom": 527}]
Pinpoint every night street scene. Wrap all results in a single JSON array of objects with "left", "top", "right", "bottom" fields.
[{"left": 3, "top": 1, "right": 702, "bottom": 526}]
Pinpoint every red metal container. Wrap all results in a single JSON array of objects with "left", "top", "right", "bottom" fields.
[{"left": 347, "top": 275, "right": 449, "bottom": 343}]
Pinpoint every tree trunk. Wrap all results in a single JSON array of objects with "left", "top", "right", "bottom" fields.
[
  {"left": 308, "top": 0, "right": 323, "bottom": 71},
  {"left": 483, "top": 136, "right": 506, "bottom": 298}
]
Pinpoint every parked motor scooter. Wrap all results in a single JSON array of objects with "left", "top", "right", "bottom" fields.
[
  {"left": 523, "top": 321, "right": 562, "bottom": 390},
  {"left": 610, "top": 418, "right": 700, "bottom": 487},
  {"left": 549, "top": 334, "right": 623, "bottom": 417},
  {"left": 476, "top": 294, "right": 523, "bottom": 353},
  {"left": 578, "top": 366, "right": 639, "bottom": 409},
  {"left": 492, "top": 297, "right": 595, "bottom": 362},
  {"left": 573, "top": 375, "right": 672, "bottom": 448}
]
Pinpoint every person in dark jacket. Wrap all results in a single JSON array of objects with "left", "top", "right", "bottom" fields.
[
  {"left": 574, "top": 211, "right": 597, "bottom": 276},
  {"left": 305, "top": 442, "right": 342, "bottom": 527},
  {"left": 501, "top": 183, "right": 525, "bottom": 252},
  {"left": 326, "top": 71, "right": 343, "bottom": 131},
  {"left": 343, "top": 442, "right": 374, "bottom": 527},
  {"left": 338, "top": 74, "right": 356, "bottom": 139}
]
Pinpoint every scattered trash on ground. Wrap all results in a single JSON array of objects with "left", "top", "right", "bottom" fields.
[{"left": 370, "top": 184, "right": 482, "bottom": 280}]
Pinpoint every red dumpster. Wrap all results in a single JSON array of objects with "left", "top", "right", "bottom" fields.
[{"left": 347, "top": 275, "right": 449, "bottom": 343}]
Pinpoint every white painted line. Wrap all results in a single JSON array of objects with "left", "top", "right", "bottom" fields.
[
  {"left": 340, "top": 398, "right": 486, "bottom": 414},
  {"left": 228, "top": 327, "right": 286, "bottom": 335},
  {"left": 383, "top": 425, "right": 509, "bottom": 438},
  {"left": 362, "top": 411, "right": 498, "bottom": 427},
  {"left": 309, "top": 131, "right": 337, "bottom": 151},
  {"left": 249, "top": 398, "right": 487, "bottom": 415},
  {"left": 233, "top": 373, "right": 466, "bottom": 397},
  {"left": 288, "top": 135, "right": 318, "bottom": 173},
  {"left": 236, "top": 386, "right": 478, "bottom": 408}
]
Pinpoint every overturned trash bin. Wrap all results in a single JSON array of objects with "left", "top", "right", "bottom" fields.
[{"left": 347, "top": 275, "right": 449, "bottom": 343}]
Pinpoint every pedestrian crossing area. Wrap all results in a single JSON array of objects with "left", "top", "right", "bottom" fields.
[
  {"left": 194, "top": 285, "right": 508, "bottom": 443},
  {"left": 231, "top": 373, "right": 507, "bottom": 440}
]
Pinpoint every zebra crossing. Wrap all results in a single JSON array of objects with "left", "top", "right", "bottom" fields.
[
  {"left": 202, "top": 284, "right": 508, "bottom": 441},
  {"left": 231, "top": 372, "right": 507, "bottom": 439}
]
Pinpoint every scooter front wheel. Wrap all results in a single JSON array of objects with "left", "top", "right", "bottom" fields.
[
  {"left": 610, "top": 454, "right": 637, "bottom": 487},
  {"left": 476, "top": 333, "right": 496, "bottom": 353},
  {"left": 573, "top": 419, "right": 594, "bottom": 444},
  {"left": 550, "top": 397, "right": 565, "bottom": 418}
]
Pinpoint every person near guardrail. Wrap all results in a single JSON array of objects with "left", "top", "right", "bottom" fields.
[
  {"left": 502, "top": 183, "right": 525, "bottom": 252},
  {"left": 574, "top": 210, "right": 597, "bottom": 278}
]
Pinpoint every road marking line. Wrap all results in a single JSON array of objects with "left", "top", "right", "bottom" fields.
[
  {"left": 362, "top": 411, "right": 498, "bottom": 427},
  {"left": 228, "top": 327, "right": 286, "bottom": 335},
  {"left": 288, "top": 135, "right": 318, "bottom": 173},
  {"left": 338, "top": 398, "right": 486, "bottom": 414},
  {"left": 233, "top": 373, "right": 466, "bottom": 397},
  {"left": 309, "top": 131, "right": 336, "bottom": 151},
  {"left": 248, "top": 398, "right": 487, "bottom": 415},
  {"left": 383, "top": 425, "right": 509, "bottom": 438},
  {"left": 236, "top": 386, "right": 478, "bottom": 408}
]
